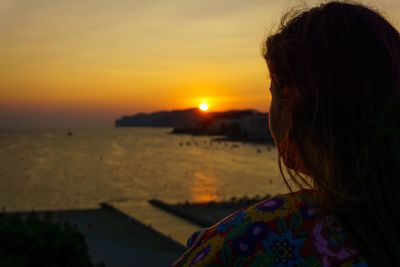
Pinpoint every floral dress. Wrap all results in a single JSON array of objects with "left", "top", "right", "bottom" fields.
[{"left": 173, "top": 189, "right": 367, "bottom": 267}]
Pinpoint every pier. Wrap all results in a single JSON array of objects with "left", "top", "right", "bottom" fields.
[{"left": 101, "top": 200, "right": 201, "bottom": 247}]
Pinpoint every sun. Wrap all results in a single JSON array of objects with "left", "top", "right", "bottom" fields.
[{"left": 199, "top": 102, "right": 209, "bottom": 111}]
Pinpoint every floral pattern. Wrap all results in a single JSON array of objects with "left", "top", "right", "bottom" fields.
[
  {"left": 261, "top": 231, "right": 304, "bottom": 267},
  {"left": 173, "top": 190, "right": 367, "bottom": 267},
  {"left": 183, "top": 235, "right": 225, "bottom": 267},
  {"left": 313, "top": 221, "right": 359, "bottom": 267},
  {"left": 247, "top": 222, "right": 268, "bottom": 241},
  {"left": 256, "top": 197, "right": 285, "bottom": 212},
  {"left": 216, "top": 210, "right": 246, "bottom": 233}
]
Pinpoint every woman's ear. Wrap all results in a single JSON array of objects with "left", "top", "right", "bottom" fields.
[
  {"left": 278, "top": 128, "right": 310, "bottom": 176},
  {"left": 278, "top": 128, "right": 295, "bottom": 169}
]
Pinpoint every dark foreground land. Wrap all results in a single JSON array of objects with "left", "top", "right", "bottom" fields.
[
  {"left": 3, "top": 194, "right": 272, "bottom": 267},
  {"left": 3, "top": 208, "right": 185, "bottom": 267}
]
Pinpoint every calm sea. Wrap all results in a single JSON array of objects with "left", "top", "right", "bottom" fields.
[{"left": 0, "top": 128, "right": 287, "bottom": 212}]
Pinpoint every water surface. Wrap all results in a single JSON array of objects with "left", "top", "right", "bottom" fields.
[{"left": 0, "top": 128, "right": 287, "bottom": 211}]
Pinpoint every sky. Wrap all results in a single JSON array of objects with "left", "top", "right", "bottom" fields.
[{"left": 1, "top": 0, "right": 399, "bottom": 128}]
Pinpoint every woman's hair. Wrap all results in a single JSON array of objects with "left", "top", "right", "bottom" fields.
[{"left": 263, "top": 1, "right": 400, "bottom": 266}]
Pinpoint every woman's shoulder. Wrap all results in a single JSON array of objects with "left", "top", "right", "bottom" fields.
[{"left": 173, "top": 189, "right": 367, "bottom": 267}]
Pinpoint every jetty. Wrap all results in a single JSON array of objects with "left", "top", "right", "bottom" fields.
[
  {"left": 100, "top": 194, "right": 270, "bottom": 247},
  {"left": 101, "top": 200, "right": 201, "bottom": 247}
]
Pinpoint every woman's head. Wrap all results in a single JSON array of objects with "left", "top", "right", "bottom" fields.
[
  {"left": 264, "top": 1, "right": 400, "bottom": 192},
  {"left": 264, "top": 1, "right": 400, "bottom": 265}
]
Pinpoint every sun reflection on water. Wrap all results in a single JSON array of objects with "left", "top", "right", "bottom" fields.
[{"left": 191, "top": 171, "right": 219, "bottom": 203}]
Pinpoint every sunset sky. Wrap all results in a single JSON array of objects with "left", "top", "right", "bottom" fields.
[{"left": 1, "top": 0, "right": 399, "bottom": 128}]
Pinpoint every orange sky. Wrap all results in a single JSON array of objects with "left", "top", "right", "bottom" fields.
[{"left": 1, "top": 0, "right": 399, "bottom": 128}]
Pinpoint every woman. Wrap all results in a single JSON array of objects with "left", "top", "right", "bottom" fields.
[{"left": 174, "top": 2, "right": 400, "bottom": 266}]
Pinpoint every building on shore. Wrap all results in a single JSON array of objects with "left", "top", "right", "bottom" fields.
[{"left": 115, "top": 108, "right": 273, "bottom": 142}]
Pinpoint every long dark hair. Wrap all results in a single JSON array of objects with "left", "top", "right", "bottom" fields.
[{"left": 263, "top": 1, "right": 400, "bottom": 266}]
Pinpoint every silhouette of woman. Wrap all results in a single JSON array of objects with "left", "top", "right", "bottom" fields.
[{"left": 174, "top": 2, "right": 400, "bottom": 266}]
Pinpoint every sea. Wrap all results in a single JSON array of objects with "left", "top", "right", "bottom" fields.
[{"left": 0, "top": 128, "right": 288, "bottom": 212}]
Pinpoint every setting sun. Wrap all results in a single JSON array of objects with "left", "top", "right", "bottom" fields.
[{"left": 199, "top": 103, "right": 209, "bottom": 111}]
